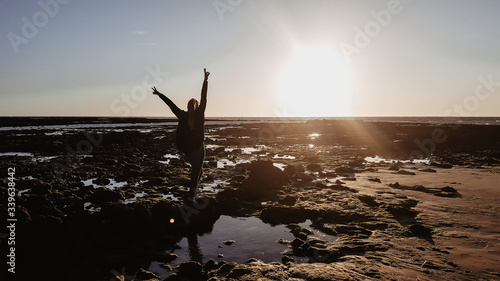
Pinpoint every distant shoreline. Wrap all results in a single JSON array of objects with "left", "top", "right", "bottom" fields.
[{"left": 1, "top": 116, "right": 499, "bottom": 129}]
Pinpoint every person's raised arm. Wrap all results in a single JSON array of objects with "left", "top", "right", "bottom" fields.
[
  {"left": 152, "top": 87, "right": 183, "bottom": 118},
  {"left": 199, "top": 68, "right": 210, "bottom": 112}
]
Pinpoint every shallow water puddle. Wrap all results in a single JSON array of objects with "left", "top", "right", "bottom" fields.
[
  {"left": 201, "top": 180, "right": 228, "bottom": 192},
  {"left": 273, "top": 154, "right": 296, "bottom": 160},
  {"left": 17, "top": 189, "right": 31, "bottom": 196},
  {"left": 159, "top": 153, "right": 181, "bottom": 165},
  {"left": 0, "top": 152, "right": 34, "bottom": 157},
  {"left": 308, "top": 133, "right": 322, "bottom": 139},
  {"left": 364, "top": 155, "right": 430, "bottom": 164},
  {"left": 273, "top": 163, "right": 287, "bottom": 171},
  {"left": 149, "top": 216, "right": 337, "bottom": 277},
  {"left": 81, "top": 178, "right": 128, "bottom": 190},
  {"left": 83, "top": 202, "right": 100, "bottom": 213},
  {"left": 33, "top": 155, "right": 58, "bottom": 162},
  {"left": 161, "top": 193, "right": 179, "bottom": 201},
  {"left": 217, "top": 158, "right": 251, "bottom": 169},
  {"left": 124, "top": 192, "right": 147, "bottom": 204}
]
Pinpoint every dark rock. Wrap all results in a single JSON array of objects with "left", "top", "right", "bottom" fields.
[
  {"left": 154, "top": 252, "right": 178, "bottom": 263},
  {"left": 16, "top": 205, "right": 32, "bottom": 224},
  {"left": 278, "top": 239, "right": 291, "bottom": 244},
  {"left": 388, "top": 163, "right": 401, "bottom": 171},
  {"left": 218, "top": 263, "right": 236, "bottom": 275},
  {"left": 160, "top": 264, "right": 174, "bottom": 271},
  {"left": 348, "top": 158, "right": 365, "bottom": 167},
  {"left": 323, "top": 171, "right": 337, "bottom": 177},
  {"left": 135, "top": 268, "right": 159, "bottom": 280},
  {"left": 315, "top": 181, "right": 328, "bottom": 188},
  {"left": 358, "top": 194, "right": 379, "bottom": 207},
  {"left": 223, "top": 240, "right": 235, "bottom": 245},
  {"left": 217, "top": 253, "right": 224, "bottom": 258},
  {"left": 227, "top": 268, "right": 253, "bottom": 278},
  {"left": 232, "top": 175, "right": 246, "bottom": 183},
  {"left": 260, "top": 206, "right": 311, "bottom": 225},
  {"left": 178, "top": 261, "right": 203, "bottom": 278},
  {"left": 335, "top": 166, "right": 354, "bottom": 174},
  {"left": 291, "top": 238, "right": 305, "bottom": 248},
  {"left": 282, "top": 256, "right": 296, "bottom": 264},
  {"left": 368, "top": 178, "right": 381, "bottom": 183},
  {"left": 419, "top": 168, "right": 437, "bottom": 173},
  {"left": 291, "top": 228, "right": 309, "bottom": 240},
  {"left": 204, "top": 259, "right": 219, "bottom": 271},
  {"left": 214, "top": 146, "right": 226, "bottom": 154},
  {"left": 328, "top": 184, "right": 356, "bottom": 192},
  {"left": 232, "top": 148, "right": 242, "bottom": 154},
  {"left": 284, "top": 165, "right": 296, "bottom": 175},
  {"left": 441, "top": 186, "right": 457, "bottom": 193},
  {"left": 23, "top": 195, "right": 64, "bottom": 217},
  {"left": 388, "top": 182, "right": 400, "bottom": 188},
  {"left": 435, "top": 186, "right": 461, "bottom": 197},
  {"left": 422, "top": 261, "right": 441, "bottom": 269},
  {"left": 334, "top": 224, "right": 372, "bottom": 237},
  {"left": 396, "top": 170, "right": 416, "bottom": 175},
  {"left": 306, "top": 163, "right": 322, "bottom": 172},
  {"left": 409, "top": 223, "right": 433, "bottom": 238},
  {"left": 294, "top": 164, "right": 305, "bottom": 173},
  {"left": 295, "top": 172, "right": 313, "bottom": 182},
  {"left": 242, "top": 160, "right": 289, "bottom": 189},
  {"left": 279, "top": 195, "right": 297, "bottom": 206},
  {"left": 430, "top": 162, "right": 453, "bottom": 169},
  {"left": 31, "top": 181, "right": 53, "bottom": 194},
  {"left": 90, "top": 188, "right": 124, "bottom": 204},
  {"left": 93, "top": 178, "right": 111, "bottom": 186},
  {"left": 164, "top": 273, "right": 181, "bottom": 281}
]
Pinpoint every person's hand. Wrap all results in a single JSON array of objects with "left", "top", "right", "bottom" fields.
[
  {"left": 204, "top": 68, "right": 210, "bottom": 81},
  {"left": 152, "top": 86, "right": 161, "bottom": 96}
]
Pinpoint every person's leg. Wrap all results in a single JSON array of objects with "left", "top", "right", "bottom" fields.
[{"left": 188, "top": 143, "right": 205, "bottom": 198}]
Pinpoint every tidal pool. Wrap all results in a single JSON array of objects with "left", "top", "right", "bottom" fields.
[{"left": 149, "top": 215, "right": 337, "bottom": 278}]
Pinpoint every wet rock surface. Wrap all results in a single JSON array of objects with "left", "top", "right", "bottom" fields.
[{"left": 1, "top": 117, "right": 500, "bottom": 280}]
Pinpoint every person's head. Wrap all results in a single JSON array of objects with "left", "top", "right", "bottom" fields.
[{"left": 187, "top": 98, "right": 199, "bottom": 113}]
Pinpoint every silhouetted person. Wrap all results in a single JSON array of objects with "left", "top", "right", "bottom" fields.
[{"left": 152, "top": 68, "right": 210, "bottom": 202}]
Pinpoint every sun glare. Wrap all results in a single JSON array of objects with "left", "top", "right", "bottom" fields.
[{"left": 278, "top": 47, "right": 351, "bottom": 117}]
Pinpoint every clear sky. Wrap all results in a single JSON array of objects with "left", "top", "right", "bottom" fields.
[{"left": 1, "top": 0, "right": 499, "bottom": 117}]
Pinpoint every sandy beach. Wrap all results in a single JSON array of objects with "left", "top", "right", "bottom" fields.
[{"left": 1, "top": 117, "right": 499, "bottom": 280}]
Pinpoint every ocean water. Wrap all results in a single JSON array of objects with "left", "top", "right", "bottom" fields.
[{"left": 0, "top": 116, "right": 499, "bottom": 132}]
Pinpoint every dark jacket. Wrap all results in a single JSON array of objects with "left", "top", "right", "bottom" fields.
[{"left": 158, "top": 81, "right": 207, "bottom": 154}]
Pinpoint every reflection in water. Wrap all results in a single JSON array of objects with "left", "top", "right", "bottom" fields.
[
  {"left": 187, "top": 233, "right": 203, "bottom": 263},
  {"left": 170, "top": 216, "right": 337, "bottom": 265},
  {"left": 149, "top": 216, "right": 337, "bottom": 278}
]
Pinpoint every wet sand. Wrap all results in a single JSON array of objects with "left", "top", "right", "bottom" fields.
[{"left": 0, "top": 117, "right": 499, "bottom": 280}]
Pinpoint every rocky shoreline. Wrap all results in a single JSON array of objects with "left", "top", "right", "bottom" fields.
[{"left": 1, "top": 118, "right": 499, "bottom": 280}]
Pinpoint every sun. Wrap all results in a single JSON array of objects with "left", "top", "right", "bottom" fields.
[{"left": 277, "top": 47, "right": 352, "bottom": 117}]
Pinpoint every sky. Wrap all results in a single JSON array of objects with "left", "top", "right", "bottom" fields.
[{"left": 1, "top": 0, "right": 499, "bottom": 117}]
